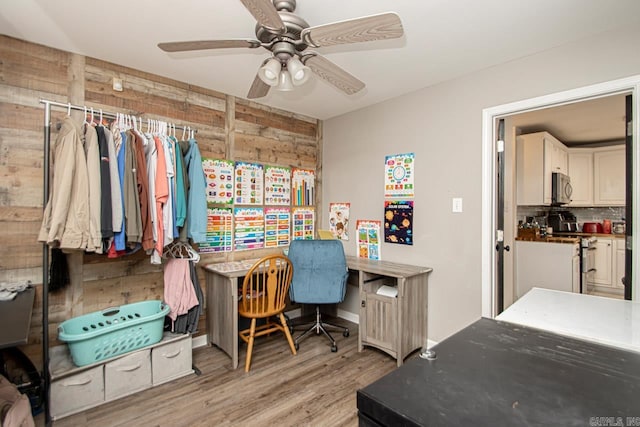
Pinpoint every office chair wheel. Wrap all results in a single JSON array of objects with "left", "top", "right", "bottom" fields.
[
  {"left": 331, "top": 345, "right": 338, "bottom": 352},
  {"left": 343, "top": 329, "right": 349, "bottom": 338},
  {"left": 295, "top": 342, "right": 300, "bottom": 351}
]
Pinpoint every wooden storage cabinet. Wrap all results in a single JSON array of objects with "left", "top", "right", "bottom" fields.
[
  {"left": 567, "top": 149, "right": 594, "bottom": 206},
  {"left": 594, "top": 147, "right": 625, "bottom": 206},
  {"left": 588, "top": 236, "right": 626, "bottom": 293},
  {"left": 50, "top": 332, "right": 192, "bottom": 420}
]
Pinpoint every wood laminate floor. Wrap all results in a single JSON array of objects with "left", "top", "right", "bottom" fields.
[{"left": 46, "top": 319, "right": 398, "bottom": 427}]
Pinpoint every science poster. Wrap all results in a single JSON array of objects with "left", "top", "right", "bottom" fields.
[
  {"left": 329, "top": 202, "right": 350, "bottom": 240},
  {"left": 384, "top": 153, "right": 415, "bottom": 198},
  {"left": 264, "top": 207, "right": 291, "bottom": 248},
  {"left": 356, "top": 220, "right": 381, "bottom": 260},
  {"left": 384, "top": 200, "right": 414, "bottom": 245},
  {"left": 234, "top": 162, "right": 264, "bottom": 205},
  {"left": 264, "top": 165, "right": 291, "bottom": 205},
  {"left": 292, "top": 168, "right": 315, "bottom": 206},
  {"left": 200, "top": 207, "right": 233, "bottom": 253},
  {"left": 234, "top": 207, "right": 265, "bottom": 251},
  {"left": 203, "top": 158, "right": 234, "bottom": 204},
  {"left": 292, "top": 208, "right": 315, "bottom": 240}
]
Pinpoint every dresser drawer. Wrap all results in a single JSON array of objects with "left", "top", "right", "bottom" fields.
[
  {"left": 51, "top": 365, "right": 104, "bottom": 419},
  {"left": 105, "top": 349, "right": 151, "bottom": 401},
  {"left": 151, "top": 335, "right": 192, "bottom": 385}
]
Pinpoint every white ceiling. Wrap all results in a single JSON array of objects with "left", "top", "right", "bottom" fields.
[{"left": 2, "top": 0, "right": 640, "bottom": 120}]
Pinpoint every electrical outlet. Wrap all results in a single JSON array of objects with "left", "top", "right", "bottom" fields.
[{"left": 452, "top": 198, "right": 463, "bottom": 213}]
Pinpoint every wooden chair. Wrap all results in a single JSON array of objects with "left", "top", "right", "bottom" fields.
[{"left": 238, "top": 255, "right": 297, "bottom": 372}]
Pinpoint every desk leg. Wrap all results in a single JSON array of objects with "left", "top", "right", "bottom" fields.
[{"left": 207, "top": 274, "right": 239, "bottom": 369}]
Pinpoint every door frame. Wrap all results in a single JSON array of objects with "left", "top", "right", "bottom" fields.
[{"left": 481, "top": 75, "right": 640, "bottom": 317}]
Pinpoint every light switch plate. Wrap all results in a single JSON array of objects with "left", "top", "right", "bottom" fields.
[{"left": 452, "top": 198, "right": 463, "bottom": 213}]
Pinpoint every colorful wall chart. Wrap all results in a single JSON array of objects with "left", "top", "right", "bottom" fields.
[
  {"left": 384, "top": 200, "right": 414, "bottom": 245},
  {"left": 292, "top": 168, "right": 315, "bottom": 206},
  {"left": 292, "top": 208, "right": 315, "bottom": 240},
  {"left": 235, "top": 162, "right": 264, "bottom": 205},
  {"left": 203, "top": 158, "right": 234, "bottom": 204},
  {"left": 329, "top": 202, "right": 350, "bottom": 240},
  {"left": 234, "top": 207, "right": 265, "bottom": 251},
  {"left": 356, "top": 220, "right": 381, "bottom": 260},
  {"left": 200, "top": 207, "right": 233, "bottom": 253},
  {"left": 384, "top": 153, "right": 415, "bottom": 198},
  {"left": 264, "top": 166, "right": 291, "bottom": 205},
  {"left": 264, "top": 208, "right": 291, "bottom": 248}
]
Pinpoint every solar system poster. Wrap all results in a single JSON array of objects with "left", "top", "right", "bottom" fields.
[
  {"left": 384, "top": 153, "right": 414, "bottom": 198},
  {"left": 384, "top": 200, "right": 413, "bottom": 245}
]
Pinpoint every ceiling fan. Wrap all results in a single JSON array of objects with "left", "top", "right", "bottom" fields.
[{"left": 158, "top": 0, "right": 404, "bottom": 99}]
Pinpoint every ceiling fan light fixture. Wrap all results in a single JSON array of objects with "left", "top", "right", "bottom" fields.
[
  {"left": 286, "top": 57, "right": 310, "bottom": 86},
  {"left": 277, "top": 70, "right": 294, "bottom": 91},
  {"left": 258, "top": 58, "right": 281, "bottom": 86}
]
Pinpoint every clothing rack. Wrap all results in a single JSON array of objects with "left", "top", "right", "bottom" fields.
[{"left": 39, "top": 99, "right": 198, "bottom": 425}]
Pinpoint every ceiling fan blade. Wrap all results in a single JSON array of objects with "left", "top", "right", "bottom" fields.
[
  {"left": 158, "top": 39, "right": 262, "bottom": 52},
  {"left": 239, "top": 0, "right": 286, "bottom": 33},
  {"left": 301, "top": 12, "right": 403, "bottom": 48},
  {"left": 247, "top": 73, "right": 271, "bottom": 99},
  {"left": 304, "top": 54, "right": 365, "bottom": 95}
]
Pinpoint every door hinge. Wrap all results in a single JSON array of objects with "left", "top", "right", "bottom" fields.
[
  {"left": 497, "top": 140, "right": 505, "bottom": 153},
  {"left": 627, "top": 120, "right": 633, "bottom": 136}
]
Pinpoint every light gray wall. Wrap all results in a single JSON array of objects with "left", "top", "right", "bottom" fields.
[{"left": 325, "top": 26, "right": 640, "bottom": 343}]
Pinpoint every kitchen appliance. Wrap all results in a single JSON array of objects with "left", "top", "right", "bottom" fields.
[
  {"left": 581, "top": 236, "right": 597, "bottom": 293},
  {"left": 551, "top": 172, "right": 573, "bottom": 205},
  {"left": 582, "top": 222, "right": 604, "bottom": 233},
  {"left": 547, "top": 210, "right": 579, "bottom": 233}
]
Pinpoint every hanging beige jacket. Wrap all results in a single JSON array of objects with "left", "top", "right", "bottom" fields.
[{"left": 38, "top": 117, "right": 90, "bottom": 250}]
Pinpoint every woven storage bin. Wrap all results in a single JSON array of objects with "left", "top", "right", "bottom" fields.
[{"left": 58, "top": 300, "right": 170, "bottom": 367}]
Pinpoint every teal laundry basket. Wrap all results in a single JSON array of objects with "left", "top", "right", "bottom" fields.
[{"left": 58, "top": 300, "right": 170, "bottom": 367}]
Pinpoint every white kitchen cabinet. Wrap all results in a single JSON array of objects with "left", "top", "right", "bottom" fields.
[
  {"left": 591, "top": 238, "right": 613, "bottom": 287},
  {"left": 515, "top": 240, "right": 580, "bottom": 298},
  {"left": 615, "top": 238, "right": 626, "bottom": 290},
  {"left": 567, "top": 149, "right": 594, "bottom": 206},
  {"left": 594, "top": 147, "right": 625, "bottom": 206},
  {"left": 516, "top": 131, "right": 569, "bottom": 205}
]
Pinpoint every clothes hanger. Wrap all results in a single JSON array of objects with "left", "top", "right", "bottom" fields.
[
  {"left": 181, "top": 125, "right": 186, "bottom": 141},
  {"left": 67, "top": 103, "right": 71, "bottom": 116}
]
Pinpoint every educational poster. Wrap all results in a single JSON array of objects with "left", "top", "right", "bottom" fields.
[
  {"left": 292, "top": 208, "right": 315, "bottom": 240},
  {"left": 356, "top": 220, "right": 381, "bottom": 260},
  {"left": 200, "top": 207, "right": 233, "bottom": 253},
  {"left": 384, "top": 200, "right": 414, "bottom": 245},
  {"left": 384, "top": 153, "right": 415, "bottom": 198},
  {"left": 329, "top": 202, "right": 350, "bottom": 240},
  {"left": 234, "top": 162, "right": 264, "bottom": 205},
  {"left": 292, "top": 168, "right": 315, "bottom": 206},
  {"left": 234, "top": 207, "right": 265, "bottom": 251},
  {"left": 264, "top": 207, "right": 290, "bottom": 248},
  {"left": 203, "top": 158, "right": 234, "bottom": 204},
  {"left": 264, "top": 165, "right": 291, "bottom": 205}
]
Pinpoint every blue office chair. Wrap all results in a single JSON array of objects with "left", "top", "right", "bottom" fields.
[{"left": 287, "top": 239, "right": 350, "bottom": 352}]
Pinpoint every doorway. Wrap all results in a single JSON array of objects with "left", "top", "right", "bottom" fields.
[{"left": 481, "top": 75, "right": 640, "bottom": 318}]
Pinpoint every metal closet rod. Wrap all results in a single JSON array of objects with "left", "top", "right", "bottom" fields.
[{"left": 39, "top": 99, "right": 198, "bottom": 134}]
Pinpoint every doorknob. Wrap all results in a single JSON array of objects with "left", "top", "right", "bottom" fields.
[{"left": 504, "top": 245, "right": 510, "bottom": 252}]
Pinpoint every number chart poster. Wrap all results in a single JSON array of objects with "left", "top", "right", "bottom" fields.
[
  {"left": 234, "top": 207, "right": 265, "bottom": 251},
  {"left": 264, "top": 166, "right": 291, "bottom": 206},
  {"left": 203, "top": 158, "right": 234, "bottom": 204},
  {"left": 235, "top": 162, "right": 264, "bottom": 205},
  {"left": 292, "top": 208, "right": 315, "bottom": 240},
  {"left": 357, "top": 220, "right": 381, "bottom": 260},
  {"left": 265, "top": 207, "right": 291, "bottom": 248},
  {"left": 292, "top": 168, "right": 315, "bottom": 206},
  {"left": 329, "top": 202, "right": 350, "bottom": 240},
  {"left": 200, "top": 207, "right": 233, "bottom": 253},
  {"left": 384, "top": 153, "right": 415, "bottom": 198},
  {"left": 384, "top": 200, "right": 414, "bottom": 245}
]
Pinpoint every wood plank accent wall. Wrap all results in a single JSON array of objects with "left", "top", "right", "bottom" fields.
[{"left": 0, "top": 35, "right": 321, "bottom": 367}]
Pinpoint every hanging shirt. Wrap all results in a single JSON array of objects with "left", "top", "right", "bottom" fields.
[
  {"left": 171, "top": 136, "right": 187, "bottom": 229},
  {"left": 104, "top": 127, "right": 123, "bottom": 234},
  {"left": 131, "top": 129, "right": 154, "bottom": 251},
  {"left": 153, "top": 135, "right": 169, "bottom": 259},
  {"left": 124, "top": 130, "right": 142, "bottom": 245},
  {"left": 112, "top": 126, "right": 127, "bottom": 251},
  {"left": 182, "top": 138, "right": 207, "bottom": 243},
  {"left": 161, "top": 135, "right": 175, "bottom": 245},
  {"left": 84, "top": 124, "right": 102, "bottom": 253},
  {"left": 96, "top": 126, "right": 113, "bottom": 249}
]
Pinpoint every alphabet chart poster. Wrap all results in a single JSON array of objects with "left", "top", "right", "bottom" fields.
[
  {"left": 234, "top": 207, "right": 265, "bottom": 251},
  {"left": 292, "top": 208, "right": 315, "bottom": 240},
  {"left": 384, "top": 153, "right": 414, "bottom": 198},
  {"left": 329, "top": 202, "right": 350, "bottom": 240},
  {"left": 264, "top": 166, "right": 291, "bottom": 205},
  {"left": 384, "top": 200, "right": 414, "bottom": 245},
  {"left": 264, "top": 207, "right": 291, "bottom": 248},
  {"left": 292, "top": 168, "right": 315, "bottom": 206},
  {"left": 203, "top": 158, "right": 234, "bottom": 204},
  {"left": 234, "top": 162, "right": 264, "bottom": 205},
  {"left": 356, "top": 220, "right": 381, "bottom": 260},
  {"left": 200, "top": 207, "right": 233, "bottom": 253}
]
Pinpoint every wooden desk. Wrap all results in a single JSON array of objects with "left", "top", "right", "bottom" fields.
[
  {"left": 203, "top": 258, "right": 432, "bottom": 369},
  {"left": 357, "top": 318, "right": 640, "bottom": 426}
]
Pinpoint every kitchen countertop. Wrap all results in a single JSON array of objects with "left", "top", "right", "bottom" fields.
[
  {"left": 554, "top": 232, "right": 626, "bottom": 238},
  {"left": 515, "top": 236, "right": 580, "bottom": 243},
  {"left": 497, "top": 287, "right": 639, "bottom": 353}
]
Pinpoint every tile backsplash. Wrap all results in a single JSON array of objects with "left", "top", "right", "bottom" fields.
[{"left": 517, "top": 205, "right": 625, "bottom": 228}]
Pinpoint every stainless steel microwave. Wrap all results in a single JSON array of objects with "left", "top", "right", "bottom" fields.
[{"left": 551, "top": 172, "right": 572, "bottom": 205}]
